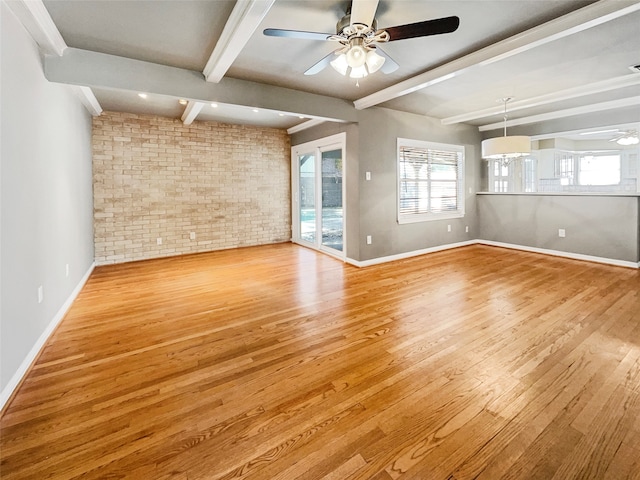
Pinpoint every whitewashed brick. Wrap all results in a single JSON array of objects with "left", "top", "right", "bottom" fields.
[{"left": 93, "top": 111, "right": 291, "bottom": 265}]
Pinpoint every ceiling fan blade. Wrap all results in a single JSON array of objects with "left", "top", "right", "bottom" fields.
[
  {"left": 350, "top": 0, "right": 379, "bottom": 27},
  {"left": 304, "top": 51, "right": 336, "bottom": 75},
  {"left": 263, "top": 28, "right": 332, "bottom": 41},
  {"left": 384, "top": 16, "right": 460, "bottom": 41},
  {"left": 374, "top": 47, "right": 399, "bottom": 74}
]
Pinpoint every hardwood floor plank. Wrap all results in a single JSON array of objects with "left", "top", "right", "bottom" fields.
[
  {"left": 551, "top": 384, "right": 640, "bottom": 479},
  {"left": 320, "top": 453, "right": 368, "bottom": 480},
  {"left": 603, "top": 442, "right": 640, "bottom": 480},
  {"left": 1, "top": 243, "right": 638, "bottom": 479},
  {"left": 571, "top": 345, "right": 640, "bottom": 434}
]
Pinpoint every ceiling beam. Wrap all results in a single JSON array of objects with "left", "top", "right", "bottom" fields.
[
  {"left": 203, "top": 0, "right": 275, "bottom": 83},
  {"left": 71, "top": 86, "right": 103, "bottom": 116},
  {"left": 5, "top": 0, "right": 67, "bottom": 56},
  {"left": 287, "top": 118, "right": 327, "bottom": 135},
  {"left": 181, "top": 101, "right": 205, "bottom": 125},
  {"left": 441, "top": 74, "right": 640, "bottom": 125},
  {"left": 44, "top": 48, "right": 358, "bottom": 124},
  {"left": 479, "top": 96, "right": 640, "bottom": 132},
  {"left": 529, "top": 123, "right": 640, "bottom": 141},
  {"left": 354, "top": 0, "right": 640, "bottom": 110},
  {"left": 6, "top": 0, "right": 104, "bottom": 117}
]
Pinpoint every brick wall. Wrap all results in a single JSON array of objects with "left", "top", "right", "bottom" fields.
[{"left": 92, "top": 111, "right": 291, "bottom": 265}]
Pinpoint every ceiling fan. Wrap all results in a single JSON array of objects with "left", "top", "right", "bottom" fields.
[
  {"left": 610, "top": 130, "right": 639, "bottom": 146},
  {"left": 263, "top": 0, "right": 460, "bottom": 80}
]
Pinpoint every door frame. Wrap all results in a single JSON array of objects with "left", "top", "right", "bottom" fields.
[{"left": 291, "top": 132, "right": 346, "bottom": 260}]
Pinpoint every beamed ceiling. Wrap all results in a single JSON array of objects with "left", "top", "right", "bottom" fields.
[{"left": 7, "top": 0, "right": 640, "bottom": 139}]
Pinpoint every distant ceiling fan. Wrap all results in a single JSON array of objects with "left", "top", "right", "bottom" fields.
[
  {"left": 263, "top": 0, "right": 459, "bottom": 80},
  {"left": 610, "top": 130, "right": 639, "bottom": 146}
]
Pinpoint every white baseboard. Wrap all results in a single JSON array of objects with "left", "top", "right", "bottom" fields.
[
  {"left": 0, "top": 262, "right": 95, "bottom": 411},
  {"left": 476, "top": 240, "right": 639, "bottom": 269},
  {"left": 346, "top": 239, "right": 638, "bottom": 269},
  {"left": 346, "top": 240, "right": 477, "bottom": 267}
]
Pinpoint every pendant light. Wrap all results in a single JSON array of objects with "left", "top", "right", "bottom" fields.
[{"left": 481, "top": 98, "right": 531, "bottom": 162}]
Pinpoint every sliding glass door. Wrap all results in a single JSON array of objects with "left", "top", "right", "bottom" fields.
[
  {"left": 292, "top": 133, "right": 345, "bottom": 258},
  {"left": 320, "top": 148, "right": 343, "bottom": 251},
  {"left": 298, "top": 152, "right": 316, "bottom": 244}
]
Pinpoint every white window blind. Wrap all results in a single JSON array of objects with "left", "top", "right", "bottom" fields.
[{"left": 397, "top": 139, "right": 464, "bottom": 223}]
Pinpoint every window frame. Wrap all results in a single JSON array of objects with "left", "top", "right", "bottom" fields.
[{"left": 397, "top": 138, "right": 465, "bottom": 224}]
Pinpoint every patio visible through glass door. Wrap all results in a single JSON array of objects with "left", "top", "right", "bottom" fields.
[
  {"left": 298, "top": 153, "right": 315, "bottom": 244},
  {"left": 321, "top": 149, "right": 343, "bottom": 252}
]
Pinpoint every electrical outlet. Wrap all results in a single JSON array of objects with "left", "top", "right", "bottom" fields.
[
  {"left": 558, "top": 229, "right": 566, "bottom": 238},
  {"left": 157, "top": 237, "right": 163, "bottom": 245},
  {"left": 465, "top": 226, "right": 469, "bottom": 233},
  {"left": 65, "top": 264, "right": 70, "bottom": 277},
  {"left": 447, "top": 224, "right": 452, "bottom": 232},
  {"left": 365, "top": 171, "right": 371, "bottom": 181},
  {"left": 38, "top": 286, "right": 43, "bottom": 304},
  {"left": 366, "top": 235, "right": 372, "bottom": 245},
  {"left": 190, "top": 232, "right": 196, "bottom": 240}
]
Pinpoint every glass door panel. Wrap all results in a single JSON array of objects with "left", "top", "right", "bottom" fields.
[
  {"left": 298, "top": 153, "right": 315, "bottom": 244},
  {"left": 292, "top": 133, "right": 345, "bottom": 259},
  {"left": 321, "top": 149, "right": 343, "bottom": 252}
]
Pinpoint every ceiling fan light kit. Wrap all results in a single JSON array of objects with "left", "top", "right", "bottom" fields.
[
  {"left": 482, "top": 97, "right": 531, "bottom": 162},
  {"left": 330, "top": 42, "right": 386, "bottom": 78}
]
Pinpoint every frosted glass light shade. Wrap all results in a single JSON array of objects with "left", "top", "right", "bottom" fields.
[
  {"left": 365, "top": 49, "right": 385, "bottom": 73},
  {"left": 349, "top": 65, "right": 368, "bottom": 79},
  {"left": 346, "top": 44, "right": 367, "bottom": 68},
  {"left": 330, "top": 54, "right": 349, "bottom": 76},
  {"left": 481, "top": 135, "right": 531, "bottom": 159}
]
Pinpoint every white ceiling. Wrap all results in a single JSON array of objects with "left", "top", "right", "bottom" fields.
[{"left": 22, "top": 0, "right": 640, "bottom": 139}]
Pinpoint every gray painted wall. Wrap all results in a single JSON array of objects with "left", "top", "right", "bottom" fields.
[
  {"left": 292, "top": 108, "right": 482, "bottom": 262},
  {"left": 477, "top": 194, "right": 639, "bottom": 263},
  {"left": 356, "top": 107, "right": 481, "bottom": 261},
  {"left": 1, "top": 4, "right": 95, "bottom": 392}
]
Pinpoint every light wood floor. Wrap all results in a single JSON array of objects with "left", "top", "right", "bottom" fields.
[{"left": 1, "top": 244, "right": 639, "bottom": 479}]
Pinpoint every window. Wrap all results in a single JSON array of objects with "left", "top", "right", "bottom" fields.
[
  {"left": 578, "top": 154, "right": 620, "bottom": 185},
  {"left": 629, "top": 153, "right": 638, "bottom": 176},
  {"left": 492, "top": 160, "right": 510, "bottom": 192},
  {"left": 523, "top": 157, "right": 537, "bottom": 192},
  {"left": 397, "top": 138, "right": 464, "bottom": 223},
  {"left": 554, "top": 152, "right": 575, "bottom": 186}
]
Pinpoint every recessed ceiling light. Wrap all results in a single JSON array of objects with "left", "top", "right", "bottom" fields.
[
  {"left": 138, "top": 93, "right": 148, "bottom": 99},
  {"left": 278, "top": 113, "right": 285, "bottom": 117},
  {"left": 252, "top": 108, "right": 259, "bottom": 113},
  {"left": 178, "top": 99, "right": 188, "bottom": 105},
  {"left": 211, "top": 103, "right": 218, "bottom": 108}
]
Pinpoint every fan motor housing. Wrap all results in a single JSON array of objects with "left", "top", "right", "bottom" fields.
[{"left": 337, "top": 14, "right": 377, "bottom": 37}]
